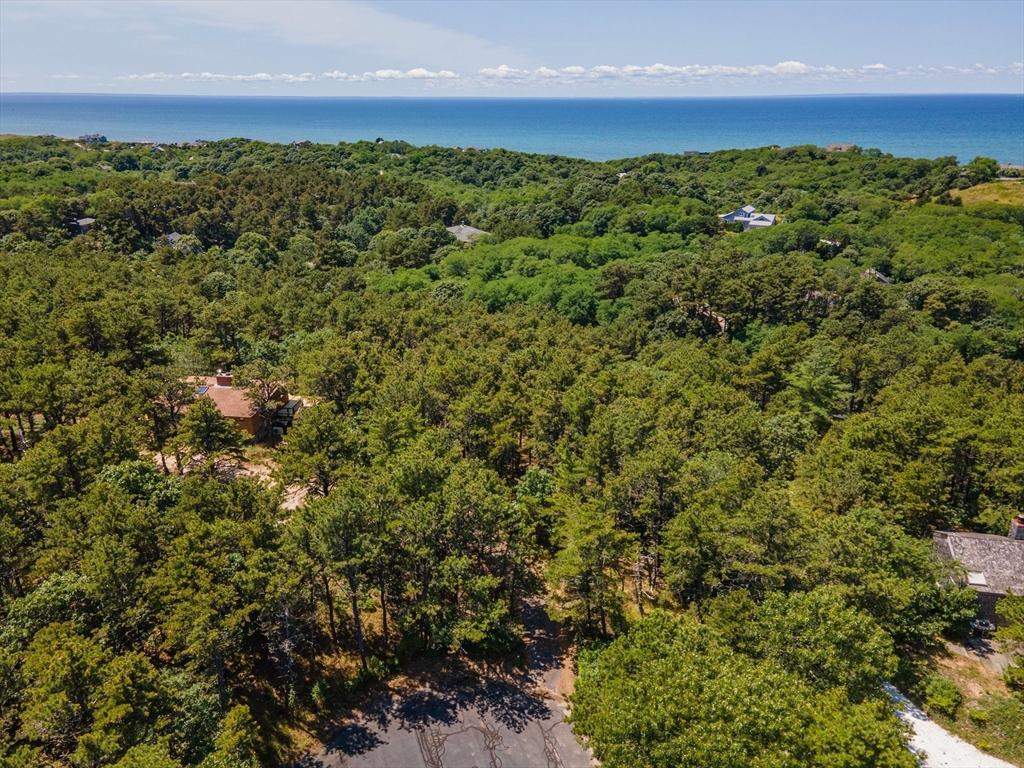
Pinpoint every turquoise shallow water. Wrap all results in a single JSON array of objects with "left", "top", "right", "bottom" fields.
[{"left": 1, "top": 93, "right": 1022, "bottom": 164}]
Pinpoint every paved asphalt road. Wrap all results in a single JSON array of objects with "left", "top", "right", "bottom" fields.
[{"left": 300, "top": 601, "right": 593, "bottom": 768}]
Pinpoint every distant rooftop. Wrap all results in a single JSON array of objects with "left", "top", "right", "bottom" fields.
[
  {"left": 446, "top": 223, "right": 490, "bottom": 243},
  {"left": 718, "top": 205, "right": 777, "bottom": 230},
  {"left": 861, "top": 267, "right": 891, "bottom": 285}
]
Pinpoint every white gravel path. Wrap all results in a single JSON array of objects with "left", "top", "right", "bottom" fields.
[{"left": 885, "top": 684, "right": 1018, "bottom": 768}]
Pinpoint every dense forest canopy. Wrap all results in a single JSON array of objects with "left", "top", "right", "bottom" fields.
[{"left": 1, "top": 135, "right": 1023, "bottom": 767}]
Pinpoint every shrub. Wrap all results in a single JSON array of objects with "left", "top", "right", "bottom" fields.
[
  {"left": 924, "top": 675, "right": 962, "bottom": 717},
  {"left": 310, "top": 679, "right": 330, "bottom": 711}
]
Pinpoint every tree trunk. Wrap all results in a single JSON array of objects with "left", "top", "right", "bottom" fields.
[
  {"left": 378, "top": 569, "right": 390, "bottom": 651},
  {"left": 213, "top": 647, "right": 228, "bottom": 710},
  {"left": 320, "top": 573, "right": 339, "bottom": 649},
  {"left": 282, "top": 603, "right": 295, "bottom": 710},
  {"left": 419, "top": 569, "right": 432, "bottom": 645},
  {"left": 507, "top": 569, "right": 518, "bottom": 619},
  {"left": 650, "top": 549, "right": 659, "bottom": 595},
  {"left": 347, "top": 566, "right": 367, "bottom": 670},
  {"left": 634, "top": 556, "right": 646, "bottom": 619}
]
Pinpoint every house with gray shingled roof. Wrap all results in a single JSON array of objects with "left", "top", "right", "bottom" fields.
[
  {"left": 718, "top": 205, "right": 777, "bottom": 231},
  {"left": 446, "top": 223, "right": 490, "bottom": 243},
  {"left": 933, "top": 515, "right": 1024, "bottom": 623}
]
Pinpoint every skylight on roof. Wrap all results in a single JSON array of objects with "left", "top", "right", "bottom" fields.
[{"left": 967, "top": 571, "right": 987, "bottom": 586}]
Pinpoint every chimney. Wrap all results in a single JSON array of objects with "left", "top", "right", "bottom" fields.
[
  {"left": 215, "top": 371, "right": 233, "bottom": 387},
  {"left": 1010, "top": 514, "right": 1024, "bottom": 541}
]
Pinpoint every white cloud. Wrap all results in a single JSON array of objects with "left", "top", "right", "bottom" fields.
[
  {"left": 768, "top": 60, "right": 812, "bottom": 74},
  {"left": 49, "top": 73, "right": 81, "bottom": 79},
  {"left": 120, "top": 72, "right": 175, "bottom": 81},
  {"left": 322, "top": 70, "right": 361, "bottom": 81},
  {"left": 323, "top": 68, "right": 459, "bottom": 81},
  {"left": 469, "top": 60, "right": 1022, "bottom": 87},
  {"left": 113, "top": 60, "right": 1022, "bottom": 90},
  {"left": 476, "top": 60, "right": 855, "bottom": 84},
  {"left": 478, "top": 65, "right": 532, "bottom": 79},
  {"left": 395, "top": 68, "right": 458, "bottom": 80},
  {"left": 120, "top": 71, "right": 316, "bottom": 82}
]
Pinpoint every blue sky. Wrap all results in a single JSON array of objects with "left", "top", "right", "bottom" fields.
[{"left": 2, "top": 0, "right": 1022, "bottom": 96}]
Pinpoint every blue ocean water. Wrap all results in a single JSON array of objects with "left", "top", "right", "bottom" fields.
[{"left": 1, "top": 93, "right": 1022, "bottom": 164}]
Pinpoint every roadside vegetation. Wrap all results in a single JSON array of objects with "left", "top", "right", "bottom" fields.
[
  {"left": 896, "top": 592, "right": 1024, "bottom": 768},
  {"left": 1, "top": 135, "right": 1023, "bottom": 767}
]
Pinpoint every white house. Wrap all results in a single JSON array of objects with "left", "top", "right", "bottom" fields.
[{"left": 719, "top": 205, "right": 777, "bottom": 231}]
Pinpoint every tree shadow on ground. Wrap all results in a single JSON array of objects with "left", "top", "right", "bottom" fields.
[
  {"left": 521, "top": 598, "right": 563, "bottom": 674},
  {"left": 456, "top": 677, "right": 553, "bottom": 732},
  {"left": 322, "top": 674, "right": 554, "bottom": 758},
  {"left": 319, "top": 722, "right": 387, "bottom": 759},
  {"left": 296, "top": 721, "right": 387, "bottom": 764},
  {"left": 316, "top": 599, "right": 565, "bottom": 759},
  {"left": 357, "top": 675, "right": 553, "bottom": 734}
]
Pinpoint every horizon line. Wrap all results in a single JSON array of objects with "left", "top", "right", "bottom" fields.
[{"left": 3, "top": 91, "right": 1023, "bottom": 100}]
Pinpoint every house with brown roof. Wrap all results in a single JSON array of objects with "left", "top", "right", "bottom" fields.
[
  {"left": 933, "top": 515, "right": 1024, "bottom": 623},
  {"left": 191, "top": 372, "right": 287, "bottom": 439}
]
